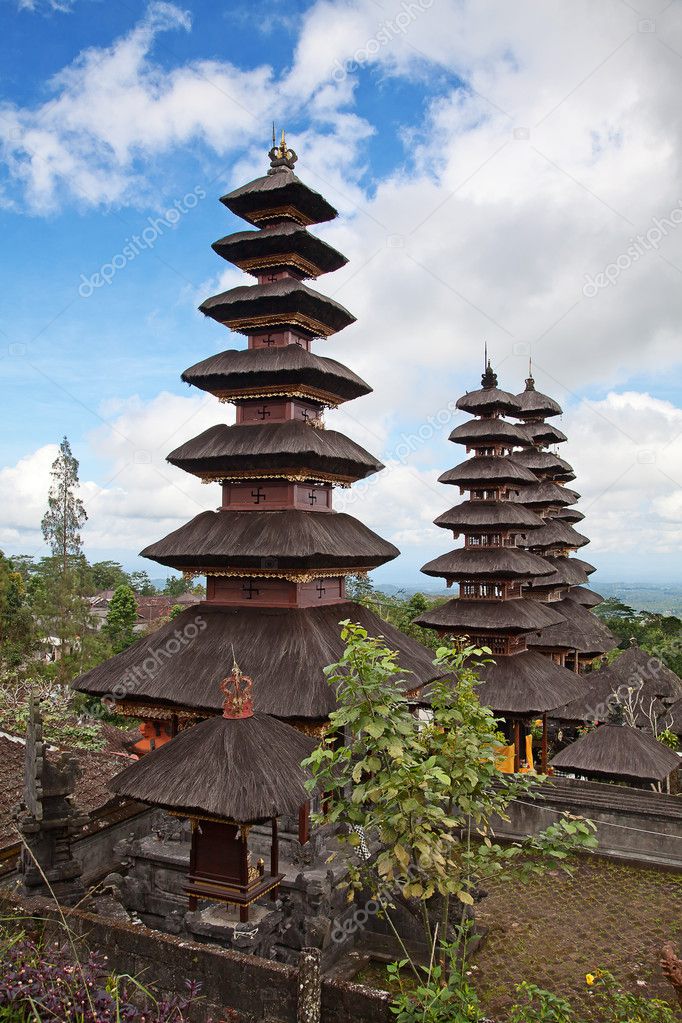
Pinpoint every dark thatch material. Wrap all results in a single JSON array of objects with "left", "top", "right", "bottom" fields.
[
  {"left": 568, "top": 557, "right": 597, "bottom": 575},
  {"left": 515, "top": 378, "right": 563, "bottom": 418},
  {"left": 455, "top": 387, "right": 520, "bottom": 416},
  {"left": 513, "top": 449, "right": 575, "bottom": 481},
  {"left": 433, "top": 500, "right": 544, "bottom": 534},
  {"left": 421, "top": 547, "right": 554, "bottom": 580},
  {"left": 526, "top": 519, "right": 589, "bottom": 551},
  {"left": 594, "top": 645, "right": 682, "bottom": 702},
  {"left": 569, "top": 586, "right": 604, "bottom": 607},
  {"left": 167, "top": 422, "right": 383, "bottom": 483},
  {"left": 474, "top": 650, "right": 591, "bottom": 715},
  {"left": 528, "top": 556, "right": 595, "bottom": 589},
  {"left": 110, "top": 714, "right": 316, "bottom": 821},
  {"left": 200, "top": 279, "right": 356, "bottom": 338},
  {"left": 550, "top": 677, "right": 666, "bottom": 727},
  {"left": 511, "top": 482, "right": 580, "bottom": 508},
  {"left": 140, "top": 510, "right": 398, "bottom": 572},
  {"left": 550, "top": 724, "right": 680, "bottom": 782},
  {"left": 448, "top": 419, "right": 529, "bottom": 448},
  {"left": 181, "top": 345, "right": 371, "bottom": 405},
  {"left": 554, "top": 507, "right": 585, "bottom": 523},
  {"left": 73, "top": 602, "right": 442, "bottom": 718},
  {"left": 221, "top": 168, "right": 337, "bottom": 226},
  {"left": 528, "top": 597, "right": 618, "bottom": 656},
  {"left": 438, "top": 456, "right": 537, "bottom": 488},
  {"left": 519, "top": 421, "right": 567, "bottom": 445},
  {"left": 414, "top": 596, "right": 565, "bottom": 633},
  {"left": 212, "top": 223, "right": 347, "bottom": 278}
]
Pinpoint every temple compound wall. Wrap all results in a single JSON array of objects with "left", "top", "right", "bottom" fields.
[{"left": 0, "top": 893, "right": 392, "bottom": 1023}]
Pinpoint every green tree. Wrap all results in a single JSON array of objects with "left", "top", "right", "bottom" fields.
[
  {"left": 346, "top": 573, "right": 376, "bottom": 601},
  {"left": 163, "top": 574, "right": 190, "bottom": 597},
  {"left": 41, "top": 437, "right": 87, "bottom": 575},
  {"left": 305, "top": 623, "right": 597, "bottom": 968},
  {"left": 0, "top": 551, "right": 33, "bottom": 666},
  {"left": 129, "top": 570, "right": 157, "bottom": 595},
  {"left": 87, "top": 560, "right": 130, "bottom": 593},
  {"left": 104, "top": 585, "right": 139, "bottom": 652}
]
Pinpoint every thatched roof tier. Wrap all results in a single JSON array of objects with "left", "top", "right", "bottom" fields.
[
  {"left": 438, "top": 455, "right": 537, "bottom": 488},
  {"left": 433, "top": 500, "right": 544, "bottom": 535},
  {"left": 421, "top": 547, "right": 554, "bottom": 580},
  {"left": 513, "top": 449, "right": 575, "bottom": 482},
  {"left": 220, "top": 168, "right": 337, "bottom": 227},
  {"left": 551, "top": 677, "right": 667, "bottom": 727},
  {"left": 473, "top": 649, "right": 590, "bottom": 715},
  {"left": 554, "top": 507, "right": 585, "bottom": 524},
  {"left": 593, "top": 644, "right": 682, "bottom": 702},
  {"left": 212, "top": 223, "right": 347, "bottom": 279},
  {"left": 526, "top": 520, "right": 589, "bottom": 551},
  {"left": 140, "top": 509, "right": 398, "bottom": 572},
  {"left": 167, "top": 422, "right": 383, "bottom": 484},
  {"left": 110, "top": 713, "right": 316, "bottom": 822},
  {"left": 511, "top": 482, "right": 580, "bottom": 508},
  {"left": 200, "top": 279, "right": 356, "bottom": 339},
  {"left": 456, "top": 389, "right": 520, "bottom": 416},
  {"left": 528, "top": 597, "right": 618, "bottom": 656},
  {"left": 569, "top": 586, "right": 604, "bottom": 607},
  {"left": 448, "top": 419, "right": 529, "bottom": 448},
  {"left": 515, "top": 377, "right": 563, "bottom": 418},
  {"left": 73, "top": 602, "right": 441, "bottom": 718},
  {"left": 519, "top": 421, "right": 567, "bottom": 445},
  {"left": 181, "top": 345, "right": 371, "bottom": 407},
  {"left": 550, "top": 724, "right": 680, "bottom": 782},
  {"left": 414, "top": 596, "right": 565, "bottom": 633},
  {"left": 528, "top": 556, "right": 595, "bottom": 589}
]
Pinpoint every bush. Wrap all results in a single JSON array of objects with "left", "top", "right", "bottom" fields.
[{"left": 0, "top": 925, "right": 210, "bottom": 1022}]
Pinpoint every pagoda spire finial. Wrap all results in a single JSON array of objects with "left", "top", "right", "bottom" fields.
[
  {"left": 525, "top": 355, "right": 535, "bottom": 392},
  {"left": 220, "top": 650, "right": 254, "bottom": 719},
  {"left": 268, "top": 125, "right": 298, "bottom": 174},
  {"left": 480, "top": 343, "right": 497, "bottom": 389}
]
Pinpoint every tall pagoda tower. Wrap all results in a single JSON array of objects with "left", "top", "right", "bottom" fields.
[
  {"left": 511, "top": 369, "right": 617, "bottom": 671},
  {"left": 414, "top": 362, "right": 588, "bottom": 770},
  {"left": 74, "top": 134, "right": 440, "bottom": 734}
]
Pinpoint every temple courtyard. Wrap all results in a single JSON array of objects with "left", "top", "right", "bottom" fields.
[{"left": 352, "top": 856, "right": 682, "bottom": 1020}]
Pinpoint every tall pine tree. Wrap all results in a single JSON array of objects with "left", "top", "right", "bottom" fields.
[
  {"left": 40, "top": 438, "right": 89, "bottom": 674},
  {"left": 41, "top": 437, "right": 87, "bottom": 574}
]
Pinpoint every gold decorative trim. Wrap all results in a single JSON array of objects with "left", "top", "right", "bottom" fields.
[
  {"left": 219, "top": 312, "right": 336, "bottom": 338},
  {"left": 114, "top": 702, "right": 204, "bottom": 723},
  {"left": 237, "top": 253, "right": 321, "bottom": 278},
  {"left": 248, "top": 205, "right": 315, "bottom": 226},
  {"left": 197, "top": 469, "right": 353, "bottom": 486},
  {"left": 181, "top": 566, "right": 372, "bottom": 582},
  {"left": 216, "top": 388, "right": 340, "bottom": 408}
]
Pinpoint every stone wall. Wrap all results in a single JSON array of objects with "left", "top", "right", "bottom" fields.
[
  {"left": 492, "top": 777, "right": 682, "bottom": 869},
  {"left": 1, "top": 894, "right": 392, "bottom": 1023}
]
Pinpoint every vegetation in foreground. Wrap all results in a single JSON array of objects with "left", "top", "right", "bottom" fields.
[{"left": 0, "top": 923, "right": 218, "bottom": 1022}]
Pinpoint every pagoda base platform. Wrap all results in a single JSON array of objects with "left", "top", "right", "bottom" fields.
[{"left": 112, "top": 811, "right": 361, "bottom": 968}]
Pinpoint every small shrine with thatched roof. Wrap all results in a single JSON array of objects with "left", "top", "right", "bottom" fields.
[{"left": 110, "top": 662, "right": 316, "bottom": 922}]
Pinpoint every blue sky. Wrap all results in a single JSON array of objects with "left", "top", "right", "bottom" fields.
[{"left": 1, "top": 0, "right": 682, "bottom": 588}]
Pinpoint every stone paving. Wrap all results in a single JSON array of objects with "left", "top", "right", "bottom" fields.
[{"left": 473, "top": 856, "right": 682, "bottom": 1020}]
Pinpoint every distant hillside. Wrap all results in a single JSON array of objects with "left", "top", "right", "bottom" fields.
[{"left": 596, "top": 583, "right": 682, "bottom": 617}]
